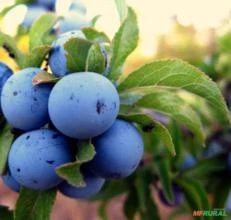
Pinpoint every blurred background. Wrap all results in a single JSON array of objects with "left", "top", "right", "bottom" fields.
[{"left": 0, "top": 0, "right": 231, "bottom": 219}]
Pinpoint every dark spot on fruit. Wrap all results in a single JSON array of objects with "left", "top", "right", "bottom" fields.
[
  {"left": 26, "top": 135, "right": 30, "bottom": 140},
  {"left": 113, "top": 102, "right": 117, "bottom": 109},
  {"left": 52, "top": 134, "right": 60, "bottom": 139},
  {"left": 69, "top": 93, "right": 74, "bottom": 100},
  {"left": 42, "top": 137, "right": 45, "bottom": 140},
  {"left": 142, "top": 123, "right": 155, "bottom": 132},
  {"left": 80, "top": 84, "right": 83, "bottom": 88},
  {"left": 96, "top": 100, "right": 106, "bottom": 114},
  {"left": 17, "top": 168, "right": 21, "bottom": 172},
  {"left": 33, "top": 97, "right": 38, "bottom": 101},
  {"left": 33, "top": 180, "right": 38, "bottom": 184},
  {"left": 13, "top": 91, "right": 18, "bottom": 96},
  {"left": 46, "top": 160, "right": 54, "bottom": 164}
]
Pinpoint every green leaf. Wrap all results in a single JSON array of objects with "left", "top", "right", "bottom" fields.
[
  {"left": 108, "top": 7, "right": 139, "bottom": 81},
  {"left": 0, "top": 206, "right": 13, "bottom": 220},
  {"left": 91, "top": 180, "right": 129, "bottom": 201},
  {"left": 119, "top": 113, "right": 175, "bottom": 156},
  {"left": 76, "top": 140, "right": 96, "bottom": 162},
  {"left": 29, "top": 13, "right": 58, "bottom": 51},
  {"left": 0, "top": 31, "right": 25, "bottom": 68},
  {"left": 86, "top": 43, "right": 106, "bottom": 74},
  {"left": 123, "top": 188, "right": 138, "bottom": 220},
  {"left": 118, "top": 59, "right": 229, "bottom": 124},
  {"left": 155, "top": 157, "right": 173, "bottom": 203},
  {"left": 15, "top": 187, "right": 57, "bottom": 220},
  {"left": 176, "top": 177, "right": 210, "bottom": 220},
  {"left": 98, "top": 201, "right": 108, "bottom": 220},
  {"left": 169, "top": 120, "right": 183, "bottom": 162},
  {"left": 24, "top": 45, "right": 51, "bottom": 68},
  {"left": 16, "top": 0, "right": 34, "bottom": 3},
  {"left": 55, "top": 161, "right": 86, "bottom": 187},
  {"left": 114, "top": 0, "right": 128, "bottom": 23},
  {"left": 56, "top": 141, "right": 96, "bottom": 187},
  {"left": 32, "top": 71, "right": 59, "bottom": 86},
  {"left": 91, "top": 15, "right": 101, "bottom": 27},
  {"left": 82, "top": 28, "right": 110, "bottom": 43},
  {"left": 213, "top": 180, "right": 231, "bottom": 211},
  {"left": 120, "top": 89, "right": 205, "bottom": 145},
  {"left": 64, "top": 38, "right": 93, "bottom": 73},
  {"left": 0, "top": 124, "right": 14, "bottom": 175},
  {"left": 135, "top": 169, "right": 160, "bottom": 220}
]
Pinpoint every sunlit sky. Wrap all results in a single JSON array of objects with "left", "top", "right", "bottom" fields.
[{"left": 0, "top": 0, "right": 230, "bottom": 56}]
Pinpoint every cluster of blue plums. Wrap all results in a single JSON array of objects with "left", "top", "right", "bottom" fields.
[
  {"left": 20, "top": 0, "right": 91, "bottom": 34},
  {"left": 0, "top": 28, "right": 144, "bottom": 199}
]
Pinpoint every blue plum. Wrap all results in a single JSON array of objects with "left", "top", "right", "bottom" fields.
[
  {"left": 159, "top": 184, "right": 183, "bottom": 207},
  {"left": 203, "top": 141, "right": 223, "bottom": 158},
  {"left": 58, "top": 13, "right": 91, "bottom": 34},
  {"left": 1, "top": 68, "right": 53, "bottom": 131},
  {"left": 89, "top": 119, "right": 144, "bottom": 179},
  {"left": 48, "top": 30, "right": 85, "bottom": 77},
  {"left": 58, "top": 168, "right": 105, "bottom": 199},
  {"left": 2, "top": 170, "right": 20, "bottom": 193},
  {"left": 36, "top": 0, "right": 56, "bottom": 10},
  {"left": 48, "top": 72, "right": 120, "bottom": 139},
  {"left": 8, "top": 129, "right": 72, "bottom": 190},
  {"left": 22, "top": 5, "right": 48, "bottom": 28},
  {"left": 180, "top": 154, "right": 197, "bottom": 170},
  {"left": 0, "top": 62, "right": 13, "bottom": 114}
]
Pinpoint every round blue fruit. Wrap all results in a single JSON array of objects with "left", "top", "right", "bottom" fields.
[
  {"left": 180, "top": 154, "right": 197, "bottom": 171},
  {"left": 48, "top": 72, "right": 120, "bottom": 139},
  {"left": 22, "top": 5, "right": 48, "bottom": 28},
  {"left": 8, "top": 129, "right": 72, "bottom": 190},
  {"left": 203, "top": 141, "right": 223, "bottom": 158},
  {"left": 36, "top": 0, "right": 56, "bottom": 10},
  {"left": 89, "top": 119, "right": 144, "bottom": 179},
  {"left": 58, "top": 169, "right": 105, "bottom": 199},
  {"left": 2, "top": 170, "right": 20, "bottom": 193},
  {"left": 1, "top": 68, "right": 52, "bottom": 131},
  {"left": 48, "top": 30, "right": 85, "bottom": 77},
  {"left": 159, "top": 184, "right": 183, "bottom": 207},
  {"left": 0, "top": 62, "right": 13, "bottom": 114}
]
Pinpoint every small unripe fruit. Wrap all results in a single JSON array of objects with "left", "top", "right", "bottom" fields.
[
  {"left": 89, "top": 119, "right": 144, "bottom": 179},
  {"left": 48, "top": 72, "right": 120, "bottom": 139},
  {"left": 8, "top": 129, "right": 72, "bottom": 190},
  {"left": 1, "top": 68, "right": 52, "bottom": 131}
]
